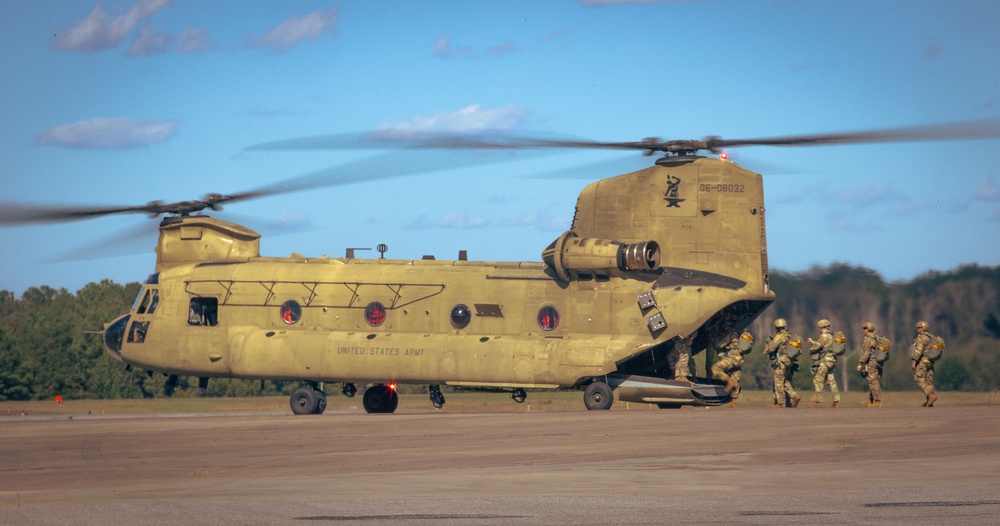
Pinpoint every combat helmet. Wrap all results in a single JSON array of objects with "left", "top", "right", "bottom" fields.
[
  {"left": 774, "top": 318, "right": 787, "bottom": 329},
  {"left": 818, "top": 319, "right": 831, "bottom": 328},
  {"left": 916, "top": 321, "right": 929, "bottom": 330},
  {"left": 862, "top": 322, "right": 876, "bottom": 331}
]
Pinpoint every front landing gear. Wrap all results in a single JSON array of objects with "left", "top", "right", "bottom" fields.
[
  {"left": 429, "top": 385, "right": 445, "bottom": 409},
  {"left": 362, "top": 384, "right": 399, "bottom": 414},
  {"left": 290, "top": 383, "right": 327, "bottom": 415}
]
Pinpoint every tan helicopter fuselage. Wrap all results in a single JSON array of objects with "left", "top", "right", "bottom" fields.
[{"left": 104, "top": 156, "right": 774, "bottom": 403}]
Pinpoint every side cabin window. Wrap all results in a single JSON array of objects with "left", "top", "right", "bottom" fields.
[{"left": 188, "top": 297, "right": 219, "bottom": 326}]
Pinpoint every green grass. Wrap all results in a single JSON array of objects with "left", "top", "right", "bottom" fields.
[{"left": 2, "top": 390, "right": 998, "bottom": 416}]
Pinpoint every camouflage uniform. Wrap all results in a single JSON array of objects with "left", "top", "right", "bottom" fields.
[
  {"left": 857, "top": 324, "right": 882, "bottom": 407},
  {"left": 766, "top": 322, "right": 800, "bottom": 408},
  {"left": 808, "top": 322, "right": 840, "bottom": 407},
  {"left": 672, "top": 332, "right": 696, "bottom": 383},
  {"left": 911, "top": 321, "right": 938, "bottom": 407},
  {"left": 710, "top": 328, "right": 747, "bottom": 407}
]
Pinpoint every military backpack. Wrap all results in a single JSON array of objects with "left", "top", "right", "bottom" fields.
[
  {"left": 924, "top": 332, "right": 946, "bottom": 362},
  {"left": 874, "top": 334, "right": 891, "bottom": 364},
  {"left": 782, "top": 334, "right": 803, "bottom": 360},
  {"left": 831, "top": 331, "right": 847, "bottom": 356},
  {"left": 738, "top": 331, "right": 754, "bottom": 355}
]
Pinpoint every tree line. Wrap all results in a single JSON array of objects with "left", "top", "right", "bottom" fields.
[{"left": 1, "top": 263, "right": 999, "bottom": 401}]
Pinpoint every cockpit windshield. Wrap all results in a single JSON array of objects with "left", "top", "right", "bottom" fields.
[{"left": 132, "top": 288, "right": 160, "bottom": 315}]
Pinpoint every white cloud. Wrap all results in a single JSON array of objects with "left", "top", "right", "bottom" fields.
[
  {"left": 126, "top": 25, "right": 170, "bottom": 56},
  {"left": 54, "top": 0, "right": 171, "bottom": 52},
  {"left": 36, "top": 118, "right": 180, "bottom": 149},
  {"left": 410, "top": 211, "right": 488, "bottom": 229},
  {"left": 251, "top": 7, "right": 339, "bottom": 51},
  {"left": 972, "top": 175, "right": 1000, "bottom": 201},
  {"left": 375, "top": 104, "right": 529, "bottom": 135},
  {"left": 433, "top": 34, "right": 474, "bottom": 58}
]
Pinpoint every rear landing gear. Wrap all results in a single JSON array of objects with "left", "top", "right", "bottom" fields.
[
  {"left": 290, "top": 383, "right": 327, "bottom": 415},
  {"left": 362, "top": 384, "right": 399, "bottom": 414},
  {"left": 583, "top": 382, "right": 614, "bottom": 410}
]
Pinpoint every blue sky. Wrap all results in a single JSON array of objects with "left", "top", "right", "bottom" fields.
[{"left": 2, "top": 0, "right": 1000, "bottom": 296}]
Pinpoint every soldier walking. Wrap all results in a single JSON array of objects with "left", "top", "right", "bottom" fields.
[
  {"left": 911, "top": 321, "right": 939, "bottom": 407},
  {"left": 807, "top": 319, "right": 840, "bottom": 407},
  {"left": 710, "top": 325, "right": 753, "bottom": 408},
  {"left": 856, "top": 322, "right": 883, "bottom": 408},
  {"left": 765, "top": 318, "right": 801, "bottom": 408}
]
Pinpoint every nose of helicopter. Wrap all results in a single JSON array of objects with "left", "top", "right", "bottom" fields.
[{"left": 103, "top": 314, "right": 130, "bottom": 362}]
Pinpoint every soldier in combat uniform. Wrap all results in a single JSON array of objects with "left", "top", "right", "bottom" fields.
[
  {"left": 671, "top": 330, "right": 697, "bottom": 385},
  {"left": 807, "top": 319, "right": 840, "bottom": 407},
  {"left": 710, "top": 325, "right": 752, "bottom": 408},
  {"left": 856, "top": 322, "right": 882, "bottom": 408},
  {"left": 765, "top": 318, "right": 801, "bottom": 408},
  {"left": 911, "top": 321, "right": 938, "bottom": 407}
]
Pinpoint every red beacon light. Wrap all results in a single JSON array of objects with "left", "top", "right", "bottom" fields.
[{"left": 719, "top": 151, "right": 730, "bottom": 161}]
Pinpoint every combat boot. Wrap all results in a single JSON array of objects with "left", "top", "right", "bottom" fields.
[
  {"left": 870, "top": 400, "right": 882, "bottom": 408},
  {"left": 808, "top": 400, "right": 822, "bottom": 408},
  {"left": 724, "top": 400, "right": 737, "bottom": 409},
  {"left": 861, "top": 397, "right": 872, "bottom": 407},
  {"left": 772, "top": 403, "right": 783, "bottom": 409},
  {"left": 926, "top": 393, "right": 937, "bottom": 407},
  {"left": 791, "top": 395, "right": 801, "bottom": 408},
  {"left": 831, "top": 400, "right": 840, "bottom": 408}
]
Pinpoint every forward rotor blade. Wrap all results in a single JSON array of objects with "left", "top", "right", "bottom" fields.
[{"left": 0, "top": 202, "right": 161, "bottom": 225}]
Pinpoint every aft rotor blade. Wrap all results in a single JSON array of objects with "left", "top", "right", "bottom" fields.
[{"left": 705, "top": 118, "right": 1000, "bottom": 150}]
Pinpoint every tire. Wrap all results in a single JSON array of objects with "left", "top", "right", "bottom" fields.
[
  {"left": 583, "top": 382, "right": 614, "bottom": 410},
  {"left": 363, "top": 385, "right": 398, "bottom": 414},
  {"left": 314, "top": 391, "right": 327, "bottom": 414},
  {"left": 290, "top": 386, "right": 319, "bottom": 415}
]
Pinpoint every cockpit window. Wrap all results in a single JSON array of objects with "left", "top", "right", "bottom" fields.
[
  {"left": 132, "top": 288, "right": 160, "bottom": 315},
  {"left": 188, "top": 297, "right": 219, "bottom": 326}
]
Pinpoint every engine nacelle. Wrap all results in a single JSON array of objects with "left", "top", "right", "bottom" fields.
[{"left": 541, "top": 231, "right": 661, "bottom": 282}]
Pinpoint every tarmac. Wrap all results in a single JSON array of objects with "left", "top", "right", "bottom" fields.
[{"left": 3, "top": 405, "right": 999, "bottom": 525}]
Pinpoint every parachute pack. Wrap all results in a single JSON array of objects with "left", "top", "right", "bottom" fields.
[
  {"left": 832, "top": 331, "right": 847, "bottom": 356},
  {"left": 738, "top": 331, "right": 754, "bottom": 354},
  {"left": 783, "top": 334, "right": 803, "bottom": 360},
  {"left": 924, "top": 332, "right": 946, "bottom": 362},
  {"left": 874, "top": 334, "right": 892, "bottom": 364}
]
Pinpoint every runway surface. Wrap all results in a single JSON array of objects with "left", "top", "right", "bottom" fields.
[{"left": 3, "top": 405, "right": 999, "bottom": 525}]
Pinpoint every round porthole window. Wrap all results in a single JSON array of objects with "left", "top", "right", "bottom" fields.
[
  {"left": 537, "top": 306, "right": 559, "bottom": 331},
  {"left": 280, "top": 300, "right": 302, "bottom": 324},
  {"left": 450, "top": 304, "right": 472, "bottom": 329},
  {"left": 365, "top": 302, "right": 387, "bottom": 327}
]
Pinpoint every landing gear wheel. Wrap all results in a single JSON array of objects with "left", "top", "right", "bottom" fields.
[
  {"left": 290, "top": 386, "right": 322, "bottom": 415},
  {"left": 429, "top": 385, "right": 445, "bottom": 409},
  {"left": 314, "top": 391, "right": 327, "bottom": 414},
  {"left": 362, "top": 384, "right": 399, "bottom": 414},
  {"left": 511, "top": 388, "right": 527, "bottom": 404},
  {"left": 583, "top": 382, "right": 614, "bottom": 410}
]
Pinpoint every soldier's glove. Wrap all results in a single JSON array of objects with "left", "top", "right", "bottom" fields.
[
  {"left": 810, "top": 364, "right": 819, "bottom": 374},
  {"left": 860, "top": 368, "right": 868, "bottom": 379},
  {"left": 792, "top": 363, "right": 800, "bottom": 373}
]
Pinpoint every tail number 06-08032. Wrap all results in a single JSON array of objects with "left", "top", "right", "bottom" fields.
[{"left": 700, "top": 184, "right": 745, "bottom": 193}]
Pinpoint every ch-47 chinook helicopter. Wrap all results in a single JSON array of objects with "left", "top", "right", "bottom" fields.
[{"left": 3, "top": 120, "right": 1000, "bottom": 414}]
